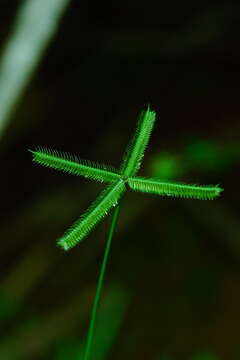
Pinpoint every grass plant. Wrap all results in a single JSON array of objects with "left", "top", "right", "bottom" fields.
[{"left": 30, "top": 107, "right": 223, "bottom": 359}]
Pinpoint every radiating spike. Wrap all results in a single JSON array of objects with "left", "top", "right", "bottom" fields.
[
  {"left": 29, "top": 147, "right": 120, "bottom": 183},
  {"left": 57, "top": 180, "right": 126, "bottom": 250},
  {"left": 128, "top": 177, "right": 223, "bottom": 200},
  {"left": 120, "top": 107, "right": 156, "bottom": 177}
]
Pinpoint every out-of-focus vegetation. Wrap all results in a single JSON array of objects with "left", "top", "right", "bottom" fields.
[
  {"left": 0, "top": 0, "right": 239, "bottom": 359},
  {"left": 0, "top": 0, "right": 70, "bottom": 139}
]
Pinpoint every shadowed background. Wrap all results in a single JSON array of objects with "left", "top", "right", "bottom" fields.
[{"left": 0, "top": 1, "right": 240, "bottom": 359}]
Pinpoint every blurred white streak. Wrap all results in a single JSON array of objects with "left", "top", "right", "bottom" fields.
[{"left": 0, "top": 0, "right": 71, "bottom": 139}]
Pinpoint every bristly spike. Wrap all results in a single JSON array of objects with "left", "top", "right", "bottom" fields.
[
  {"left": 29, "top": 147, "right": 120, "bottom": 183},
  {"left": 29, "top": 107, "right": 224, "bottom": 251},
  {"left": 120, "top": 107, "right": 156, "bottom": 177},
  {"left": 128, "top": 177, "right": 223, "bottom": 200},
  {"left": 57, "top": 180, "right": 126, "bottom": 250}
]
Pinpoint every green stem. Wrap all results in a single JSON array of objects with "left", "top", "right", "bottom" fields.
[{"left": 83, "top": 204, "right": 120, "bottom": 360}]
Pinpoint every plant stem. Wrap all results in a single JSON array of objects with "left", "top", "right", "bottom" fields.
[{"left": 83, "top": 204, "right": 120, "bottom": 360}]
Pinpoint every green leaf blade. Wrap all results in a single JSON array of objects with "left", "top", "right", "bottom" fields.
[
  {"left": 29, "top": 147, "right": 120, "bottom": 183},
  {"left": 128, "top": 177, "right": 223, "bottom": 200},
  {"left": 120, "top": 107, "right": 156, "bottom": 177},
  {"left": 57, "top": 180, "right": 126, "bottom": 250}
]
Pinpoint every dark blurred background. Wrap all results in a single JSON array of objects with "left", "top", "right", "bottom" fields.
[{"left": 0, "top": 1, "right": 240, "bottom": 359}]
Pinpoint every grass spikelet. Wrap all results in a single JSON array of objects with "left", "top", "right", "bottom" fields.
[
  {"left": 128, "top": 177, "right": 223, "bottom": 200},
  {"left": 57, "top": 180, "right": 126, "bottom": 250},
  {"left": 29, "top": 147, "right": 120, "bottom": 183},
  {"left": 120, "top": 106, "right": 156, "bottom": 177}
]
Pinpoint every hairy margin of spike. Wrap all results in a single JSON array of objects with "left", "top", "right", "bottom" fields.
[
  {"left": 128, "top": 177, "right": 223, "bottom": 200},
  {"left": 57, "top": 179, "right": 126, "bottom": 250},
  {"left": 120, "top": 107, "right": 156, "bottom": 177},
  {"left": 29, "top": 147, "right": 120, "bottom": 183}
]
